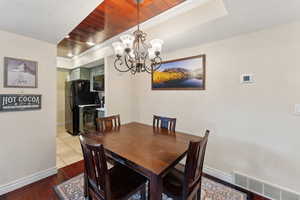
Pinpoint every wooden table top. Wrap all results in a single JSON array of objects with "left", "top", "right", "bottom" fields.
[{"left": 85, "top": 122, "right": 202, "bottom": 175}]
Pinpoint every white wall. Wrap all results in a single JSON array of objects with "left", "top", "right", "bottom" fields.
[
  {"left": 0, "top": 30, "right": 57, "bottom": 194},
  {"left": 133, "top": 22, "right": 300, "bottom": 192}
]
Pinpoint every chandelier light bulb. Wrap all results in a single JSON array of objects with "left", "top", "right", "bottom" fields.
[
  {"left": 150, "top": 39, "right": 164, "bottom": 53},
  {"left": 148, "top": 48, "right": 156, "bottom": 60},
  {"left": 120, "top": 34, "right": 135, "bottom": 49},
  {"left": 129, "top": 51, "right": 135, "bottom": 59},
  {"left": 112, "top": 42, "right": 125, "bottom": 56}
]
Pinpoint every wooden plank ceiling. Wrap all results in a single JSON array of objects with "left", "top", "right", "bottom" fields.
[{"left": 57, "top": 0, "right": 185, "bottom": 58}]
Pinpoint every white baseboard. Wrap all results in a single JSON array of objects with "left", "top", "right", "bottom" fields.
[
  {"left": 203, "top": 165, "right": 234, "bottom": 184},
  {"left": 0, "top": 167, "right": 57, "bottom": 196},
  {"left": 177, "top": 162, "right": 234, "bottom": 185}
]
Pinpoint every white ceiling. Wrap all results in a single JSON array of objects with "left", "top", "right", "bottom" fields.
[
  {"left": 0, "top": 0, "right": 103, "bottom": 44},
  {"left": 146, "top": 0, "right": 300, "bottom": 52}
]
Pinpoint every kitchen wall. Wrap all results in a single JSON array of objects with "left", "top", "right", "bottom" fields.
[
  {"left": 133, "top": 22, "right": 300, "bottom": 192},
  {"left": 0, "top": 30, "right": 57, "bottom": 194},
  {"left": 57, "top": 68, "right": 69, "bottom": 126}
]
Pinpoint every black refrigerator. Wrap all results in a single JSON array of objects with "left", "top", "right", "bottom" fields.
[{"left": 65, "top": 80, "right": 99, "bottom": 135}]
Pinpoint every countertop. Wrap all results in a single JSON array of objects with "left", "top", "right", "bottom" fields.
[{"left": 96, "top": 107, "right": 106, "bottom": 111}]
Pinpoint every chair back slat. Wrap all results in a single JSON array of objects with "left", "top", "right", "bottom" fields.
[
  {"left": 153, "top": 115, "right": 176, "bottom": 132},
  {"left": 183, "top": 130, "right": 209, "bottom": 198},
  {"left": 79, "top": 135, "right": 111, "bottom": 199},
  {"left": 97, "top": 114, "right": 121, "bottom": 132}
]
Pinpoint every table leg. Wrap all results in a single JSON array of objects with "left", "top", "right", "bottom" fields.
[{"left": 149, "top": 174, "right": 163, "bottom": 200}]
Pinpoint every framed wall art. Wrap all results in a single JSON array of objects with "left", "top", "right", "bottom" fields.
[
  {"left": 4, "top": 57, "right": 38, "bottom": 88},
  {"left": 152, "top": 55, "right": 206, "bottom": 90}
]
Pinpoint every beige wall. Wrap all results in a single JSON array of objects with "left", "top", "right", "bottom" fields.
[
  {"left": 133, "top": 22, "right": 300, "bottom": 192},
  {"left": 57, "top": 69, "right": 69, "bottom": 126},
  {"left": 52, "top": 21, "right": 300, "bottom": 193},
  {"left": 105, "top": 56, "right": 135, "bottom": 124},
  {"left": 0, "top": 30, "right": 56, "bottom": 193}
]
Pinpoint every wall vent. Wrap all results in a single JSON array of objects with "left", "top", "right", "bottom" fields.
[{"left": 233, "top": 172, "right": 300, "bottom": 200}]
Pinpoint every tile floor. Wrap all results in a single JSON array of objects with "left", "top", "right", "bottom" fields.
[{"left": 56, "top": 126, "right": 83, "bottom": 168}]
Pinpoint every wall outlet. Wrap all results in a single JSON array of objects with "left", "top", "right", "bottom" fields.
[{"left": 240, "top": 74, "right": 254, "bottom": 84}]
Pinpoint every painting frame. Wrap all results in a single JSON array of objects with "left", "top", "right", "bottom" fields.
[
  {"left": 4, "top": 57, "right": 38, "bottom": 88},
  {"left": 151, "top": 54, "right": 206, "bottom": 90}
]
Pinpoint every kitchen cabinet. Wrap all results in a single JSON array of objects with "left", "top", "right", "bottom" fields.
[
  {"left": 90, "top": 65, "right": 104, "bottom": 92},
  {"left": 70, "top": 68, "right": 90, "bottom": 81}
]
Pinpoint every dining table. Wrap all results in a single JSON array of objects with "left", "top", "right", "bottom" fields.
[{"left": 85, "top": 122, "right": 202, "bottom": 200}]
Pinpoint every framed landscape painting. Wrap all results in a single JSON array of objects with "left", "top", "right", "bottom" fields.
[
  {"left": 152, "top": 55, "right": 206, "bottom": 90},
  {"left": 4, "top": 57, "right": 38, "bottom": 88}
]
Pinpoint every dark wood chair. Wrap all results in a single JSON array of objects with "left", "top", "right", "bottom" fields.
[
  {"left": 97, "top": 114, "right": 121, "bottom": 132},
  {"left": 153, "top": 115, "right": 176, "bottom": 132},
  {"left": 162, "top": 130, "right": 209, "bottom": 200},
  {"left": 79, "top": 135, "right": 147, "bottom": 200}
]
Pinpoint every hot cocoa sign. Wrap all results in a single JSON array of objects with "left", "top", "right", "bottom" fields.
[{"left": 0, "top": 94, "right": 41, "bottom": 112}]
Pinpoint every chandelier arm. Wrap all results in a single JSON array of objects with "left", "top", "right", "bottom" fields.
[
  {"left": 114, "top": 57, "right": 130, "bottom": 72},
  {"left": 131, "top": 67, "right": 137, "bottom": 75},
  {"left": 152, "top": 56, "right": 163, "bottom": 71},
  {"left": 143, "top": 55, "right": 152, "bottom": 74},
  {"left": 144, "top": 66, "right": 152, "bottom": 74},
  {"left": 114, "top": 57, "right": 132, "bottom": 73},
  {"left": 141, "top": 38, "right": 149, "bottom": 49},
  {"left": 124, "top": 54, "right": 135, "bottom": 69}
]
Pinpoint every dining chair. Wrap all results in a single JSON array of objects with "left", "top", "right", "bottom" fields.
[
  {"left": 162, "top": 130, "right": 209, "bottom": 200},
  {"left": 79, "top": 135, "right": 147, "bottom": 200},
  {"left": 153, "top": 115, "right": 176, "bottom": 132},
  {"left": 97, "top": 114, "right": 121, "bottom": 132}
]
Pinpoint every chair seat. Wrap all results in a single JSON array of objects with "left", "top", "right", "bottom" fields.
[
  {"left": 110, "top": 164, "right": 147, "bottom": 200},
  {"left": 163, "top": 168, "right": 184, "bottom": 199}
]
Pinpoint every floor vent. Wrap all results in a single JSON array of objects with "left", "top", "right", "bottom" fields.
[{"left": 233, "top": 172, "right": 300, "bottom": 200}]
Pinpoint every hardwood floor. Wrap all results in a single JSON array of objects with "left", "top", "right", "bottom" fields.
[
  {"left": 0, "top": 160, "right": 269, "bottom": 200},
  {"left": 0, "top": 161, "right": 84, "bottom": 200}
]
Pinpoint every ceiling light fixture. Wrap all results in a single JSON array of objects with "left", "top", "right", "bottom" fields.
[
  {"left": 67, "top": 53, "right": 73, "bottom": 57},
  {"left": 65, "top": 35, "right": 70, "bottom": 39},
  {"left": 112, "top": 0, "right": 163, "bottom": 74}
]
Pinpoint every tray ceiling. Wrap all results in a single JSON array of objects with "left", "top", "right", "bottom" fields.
[{"left": 57, "top": 0, "right": 185, "bottom": 58}]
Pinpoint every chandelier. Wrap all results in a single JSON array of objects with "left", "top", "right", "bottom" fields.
[{"left": 112, "top": 0, "right": 163, "bottom": 74}]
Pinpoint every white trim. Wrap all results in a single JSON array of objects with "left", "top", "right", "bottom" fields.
[
  {"left": 56, "top": 56, "right": 73, "bottom": 69},
  {"left": 177, "top": 163, "right": 235, "bottom": 185},
  {"left": 57, "top": 56, "right": 72, "bottom": 62},
  {"left": 203, "top": 165, "right": 234, "bottom": 184},
  {"left": 0, "top": 167, "right": 57, "bottom": 195}
]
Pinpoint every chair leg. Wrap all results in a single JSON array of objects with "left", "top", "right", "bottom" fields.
[
  {"left": 197, "top": 189, "right": 201, "bottom": 200},
  {"left": 141, "top": 184, "right": 146, "bottom": 200},
  {"left": 84, "top": 174, "right": 90, "bottom": 199}
]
